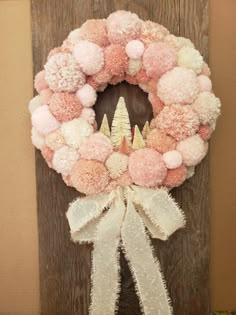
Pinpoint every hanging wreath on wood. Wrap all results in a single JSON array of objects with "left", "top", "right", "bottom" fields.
[{"left": 29, "top": 10, "right": 221, "bottom": 315}]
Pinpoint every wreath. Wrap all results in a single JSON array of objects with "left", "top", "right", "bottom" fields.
[{"left": 29, "top": 10, "right": 221, "bottom": 315}]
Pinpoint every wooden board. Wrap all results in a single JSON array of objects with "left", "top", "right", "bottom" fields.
[{"left": 31, "top": 1, "right": 210, "bottom": 314}]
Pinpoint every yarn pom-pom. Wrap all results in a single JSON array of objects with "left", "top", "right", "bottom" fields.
[
  {"left": 157, "top": 67, "right": 199, "bottom": 105},
  {"left": 78, "top": 19, "right": 109, "bottom": 46},
  {"left": 197, "top": 75, "right": 212, "bottom": 92},
  {"left": 105, "top": 152, "right": 128, "bottom": 179},
  {"left": 146, "top": 129, "right": 176, "bottom": 153},
  {"left": 176, "top": 134, "right": 208, "bottom": 166},
  {"left": 31, "top": 127, "right": 45, "bottom": 149},
  {"left": 29, "top": 95, "right": 41, "bottom": 114},
  {"left": 40, "top": 89, "right": 53, "bottom": 104},
  {"left": 163, "top": 165, "right": 187, "bottom": 188},
  {"left": 126, "top": 59, "right": 142, "bottom": 76},
  {"left": 162, "top": 150, "right": 183, "bottom": 169},
  {"left": 31, "top": 105, "right": 60, "bottom": 135},
  {"left": 79, "top": 132, "right": 113, "bottom": 162},
  {"left": 177, "top": 47, "right": 203, "bottom": 74},
  {"left": 191, "top": 91, "right": 221, "bottom": 124},
  {"left": 76, "top": 84, "right": 97, "bottom": 107},
  {"left": 34, "top": 70, "right": 48, "bottom": 93},
  {"left": 73, "top": 40, "right": 104, "bottom": 75},
  {"left": 45, "top": 53, "right": 85, "bottom": 92},
  {"left": 125, "top": 40, "right": 144, "bottom": 59},
  {"left": 201, "top": 62, "right": 211, "bottom": 76},
  {"left": 106, "top": 10, "right": 141, "bottom": 44},
  {"left": 41, "top": 146, "right": 54, "bottom": 167},
  {"left": 80, "top": 108, "right": 96, "bottom": 124},
  {"left": 61, "top": 117, "right": 93, "bottom": 149},
  {"left": 45, "top": 129, "right": 65, "bottom": 150},
  {"left": 52, "top": 146, "right": 79, "bottom": 176},
  {"left": 198, "top": 124, "right": 212, "bottom": 141},
  {"left": 70, "top": 159, "right": 109, "bottom": 194},
  {"left": 128, "top": 148, "right": 167, "bottom": 187},
  {"left": 155, "top": 104, "right": 199, "bottom": 141},
  {"left": 148, "top": 93, "right": 164, "bottom": 117},
  {"left": 143, "top": 42, "right": 177, "bottom": 79},
  {"left": 116, "top": 171, "right": 132, "bottom": 187},
  {"left": 140, "top": 20, "right": 169, "bottom": 44},
  {"left": 104, "top": 45, "right": 128, "bottom": 76},
  {"left": 49, "top": 92, "right": 83, "bottom": 122}
]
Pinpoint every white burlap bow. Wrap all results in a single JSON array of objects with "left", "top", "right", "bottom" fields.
[{"left": 66, "top": 185, "right": 186, "bottom": 315}]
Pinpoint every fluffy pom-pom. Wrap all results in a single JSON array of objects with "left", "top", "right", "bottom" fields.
[
  {"left": 45, "top": 129, "right": 65, "bottom": 150},
  {"left": 104, "top": 45, "right": 128, "bottom": 76},
  {"left": 91, "top": 69, "right": 112, "bottom": 86},
  {"left": 79, "top": 132, "right": 113, "bottom": 162},
  {"left": 176, "top": 134, "right": 208, "bottom": 166},
  {"left": 163, "top": 165, "right": 187, "bottom": 188},
  {"left": 178, "top": 47, "right": 203, "bottom": 74},
  {"left": 136, "top": 69, "right": 150, "bottom": 84},
  {"left": 128, "top": 148, "right": 167, "bottom": 187},
  {"left": 162, "top": 150, "right": 183, "bottom": 169},
  {"left": 197, "top": 75, "right": 212, "bottom": 92},
  {"left": 106, "top": 10, "right": 141, "bottom": 44},
  {"left": 31, "top": 127, "right": 45, "bottom": 149},
  {"left": 157, "top": 67, "right": 199, "bottom": 105},
  {"left": 140, "top": 20, "right": 169, "bottom": 44},
  {"left": 125, "top": 40, "right": 144, "bottom": 59},
  {"left": 70, "top": 159, "right": 109, "bottom": 194},
  {"left": 29, "top": 95, "right": 41, "bottom": 114},
  {"left": 41, "top": 146, "right": 54, "bottom": 167},
  {"left": 44, "top": 53, "right": 85, "bottom": 92},
  {"left": 148, "top": 93, "right": 164, "bottom": 117},
  {"left": 61, "top": 117, "right": 93, "bottom": 149},
  {"left": 155, "top": 104, "right": 199, "bottom": 141},
  {"left": 80, "top": 108, "right": 96, "bottom": 124},
  {"left": 198, "top": 124, "right": 212, "bottom": 140},
  {"left": 105, "top": 152, "right": 128, "bottom": 179},
  {"left": 201, "top": 62, "right": 211, "bottom": 76},
  {"left": 146, "top": 129, "right": 176, "bottom": 153},
  {"left": 49, "top": 92, "right": 83, "bottom": 122},
  {"left": 126, "top": 59, "right": 142, "bottom": 76},
  {"left": 143, "top": 42, "right": 177, "bottom": 79},
  {"left": 73, "top": 40, "right": 104, "bottom": 75},
  {"left": 191, "top": 91, "right": 221, "bottom": 124},
  {"left": 116, "top": 171, "right": 132, "bottom": 186},
  {"left": 67, "top": 28, "right": 81, "bottom": 41},
  {"left": 34, "top": 70, "right": 48, "bottom": 93},
  {"left": 78, "top": 19, "right": 109, "bottom": 46},
  {"left": 40, "top": 89, "right": 53, "bottom": 104},
  {"left": 76, "top": 84, "right": 97, "bottom": 107},
  {"left": 52, "top": 146, "right": 79, "bottom": 176},
  {"left": 31, "top": 105, "right": 60, "bottom": 135}
]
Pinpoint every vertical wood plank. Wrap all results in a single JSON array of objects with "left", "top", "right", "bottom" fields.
[{"left": 31, "top": 1, "right": 209, "bottom": 314}]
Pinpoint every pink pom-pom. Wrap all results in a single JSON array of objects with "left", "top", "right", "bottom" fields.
[
  {"left": 148, "top": 93, "right": 164, "bottom": 117},
  {"left": 155, "top": 104, "right": 200, "bottom": 141},
  {"left": 125, "top": 40, "right": 144, "bottom": 59},
  {"left": 128, "top": 148, "right": 167, "bottom": 187},
  {"left": 125, "top": 74, "right": 138, "bottom": 85},
  {"left": 106, "top": 11, "right": 141, "bottom": 44},
  {"left": 176, "top": 134, "right": 208, "bottom": 166},
  {"left": 116, "top": 171, "right": 132, "bottom": 187},
  {"left": 78, "top": 19, "right": 109, "bottom": 46},
  {"left": 49, "top": 92, "right": 83, "bottom": 122},
  {"left": 163, "top": 165, "right": 187, "bottom": 188},
  {"left": 104, "top": 45, "right": 128, "bottom": 76},
  {"left": 143, "top": 42, "right": 177, "bottom": 79},
  {"left": 197, "top": 75, "right": 212, "bottom": 92},
  {"left": 162, "top": 150, "right": 182, "bottom": 169},
  {"left": 136, "top": 69, "right": 151, "bottom": 84},
  {"left": 32, "top": 105, "right": 60, "bottom": 135},
  {"left": 40, "top": 89, "right": 53, "bottom": 104},
  {"left": 91, "top": 69, "right": 112, "bottom": 86},
  {"left": 140, "top": 20, "right": 169, "bottom": 44},
  {"left": 148, "top": 79, "right": 157, "bottom": 95},
  {"left": 73, "top": 40, "right": 104, "bottom": 75},
  {"left": 34, "top": 70, "right": 48, "bottom": 93},
  {"left": 80, "top": 108, "right": 96, "bottom": 124},
  {"left": 104, "top": 180, "right": 118, "bottom": 193},
  {"left": 44, "top": 53, "right": 85, "bottom": 92},
  {"left": 146, "top": 129, "right": 176, "bottom": 153},
  {"left": 198, "top": 124, "right": 212, "bottom": 140},
  {"left": 76, "top": 84, "right": 97, "bottom": 107},
  {"left": 47, "top": 46, "right": 71, "bottom": 59},
  {"left": 79, "top": 133, "right": 112, "bottom": 162},
  {"left": 157, "top": 67, "right": 199, "bottom": 105},
  {"left": 109, "top": 74, "right": 124, "bottom": 85},
  {"left": 41, "top": 146, "right": 54, "bottom": 167},
  {"left": 201, "top": 62, "right": 211, "bottom": 76},
  {"left": 70, "top": 159, "right": 109, "bottom": 194}
]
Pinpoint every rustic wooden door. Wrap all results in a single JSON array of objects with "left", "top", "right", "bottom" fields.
[{"left": 31, "top": 1, "right": 210, "bottom": 314}]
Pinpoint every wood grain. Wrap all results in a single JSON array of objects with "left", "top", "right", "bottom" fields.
[{"left": 31, "top": 1, "right": 209, "bottom": 314}]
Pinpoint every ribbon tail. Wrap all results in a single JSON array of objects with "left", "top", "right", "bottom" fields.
[
  {"left": 89, "top": 189, "right": 125, "bottom": 315},
  {"left": 121, "top": 197, "right": 172, "bottom": 315}
]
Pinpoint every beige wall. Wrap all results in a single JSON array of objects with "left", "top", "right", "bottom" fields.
[{"left": 0, "top": 0, "right": 235, "bottom": 313}]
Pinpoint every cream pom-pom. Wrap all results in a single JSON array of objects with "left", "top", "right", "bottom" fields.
[
  {"left": 178, "top": 46, "right": 203, "bottom": 74},
  {"left": 176, "top": 134, "right": 208, "bottom": 166},
  {"left": 29, "top": 95, "right": 41, "bottom": 114},
  {"left": 68, "top": 28, "right": 81, "bottom": 41},
  {"left": 31, "top": 105, "right": 60, "bottom": 135},
  {"left": 80, "top": 108, "right": 96, "bottom": 124},
  {"left": 126, "top": 59, "right": 142, "bottom": 76},
  {"left": 191, "top": 91, "right": 221, "bottom": 124},
  {"left": 61, "top": 117, "right": 93, "bottom": 149},
  {"left": 186, "top": 166, "right": 195, "bottom": 179},
  {"left": 73, "top": 40, "right": 104, "bottom": 75},
  {"left": 125, "top": 40, "right": 144, "bottom": 59},
  {"left": 31, "top": 127, "right": 45, "bottom": 149},
  {"left": 76, "top": 84, "right": 97, "bottom": 107},
  {"left": 162, "top": 150, "right": 182, "bottom": 169},
  {"left": 52, "top": 146, "right": 79, "bottom": 176},
  {"left": 197, "top": 75, "right": 212, "bottom": 92},
  {"left": 105, "top": 152, "right": 128, "bottom": 179},
  {"left": 45, "top": 129, "right": 65, "bottom": 150}
]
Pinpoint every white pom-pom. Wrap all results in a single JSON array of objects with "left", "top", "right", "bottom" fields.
[
  {"left": 76, "top": 84, "right": 97, "bottom": 107},
  {"left": 178, "top": 47, "right": 203, "bottom": 74},
  {"left": 163, "top": 150, "right": 183, "bottom": 169},
  {"left": 125, "top": 40, "right": 144, "bottom": 59},
  {"left": 52, "top": 146, "right": 79, "bottom": 176},
  {"left": 29, "top": 95, "right": 41, "bottom": 114},
  {"left": 105, "top": 152, "right": 128, "bottom": 179}
]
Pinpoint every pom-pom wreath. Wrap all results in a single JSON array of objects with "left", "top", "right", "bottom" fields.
[
  {"left": 146, "top": 129, "right": 176, "bottom": 153},
  {"left": 155, "top": 104, "right": 200, "bottom": 141},
  {"left": 32, "top": 105, "right": 60, "bottom": 135},
  {"left": 106, "top": 152, "right": 128, "bottom": 179},
  {"left": 143, "top": 42, "right": 177, "bottom": 79},
  {"left": 176, "top": 134, "right": 208, "bottom": 166},
  {"left": 104, "top": 45, "right": 128, "bottom": 76},
  {"left": 128, "top": 148, "right": 167, "bottom": 187},
  {"left": 45, "top": 129, "right": 65, "bottom": 150},
  {"left": 191, "top": 91, "right": 221, "bottom": 124},
  {"left": 76, "top": 84, "right": 97, "bottom": 107},
  {"left": 70, "top": 160, "right": 109, "bottom": 194},
  {"left": 80, "top": 108, "right": 96, "bottom": 124},
  {"left": 44, "top": 53, "right": 85, "bottom": 92},
  {"left": 61, "top": 118, "right": 93, "bottom": 149},
  {"left": 29, "top": 95, "right": 41, "bottom": 114},
  {"left": 177, "top": 47, "right": 203, "bottom": 74},
  {"left": 162, "top": 150, "right": 183, "bottom": 169},
  {"left": 49, "top": 92, "right": 83, "bottom": 122},
  {"left": 52, "top": 146, "right": 79, "bottom": 176},
  {"left": 73, "top": 40, "right": 104, "bottom": 75},
  {"left": 31, "top": 127, "right": 45, "bottom": 149},
  {"left": 34, "top": 70, "right": 48, "bottom": 93},
  {"left": 125, "top": 40, "right": 144, "bottom": 59},
  {"left": 197, "top": 75, "right": 212, "bottom": 92},
  {"left": 79, "top": 132, "right": 113, "bottom": 162},
  {"left": 157, "top": 67, "right": 199, "bottom": 105},
  {"left": 78, "top": 19, "right": 109, "bottom": 46},
  {"left": 106, "top": 11, "right": 141, "bottom": 44},
  {"left": 163, "top": 165, "right": 187, "bottom": 188}
]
